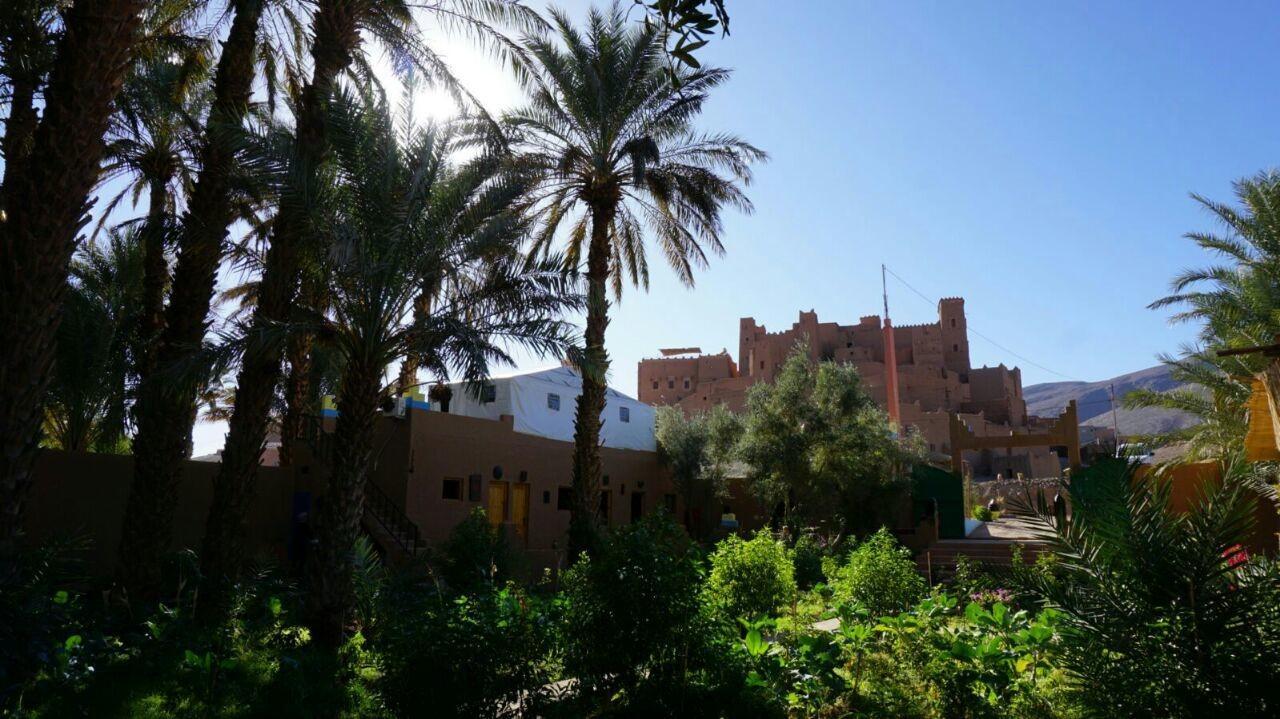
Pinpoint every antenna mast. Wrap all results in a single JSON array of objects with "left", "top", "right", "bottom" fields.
[{"left": 882, "top": 264, "right": 889, "bottom": 318}]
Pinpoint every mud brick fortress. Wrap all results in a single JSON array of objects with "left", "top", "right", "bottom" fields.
[{"left": 638, "top": 298, "right": 1068, "bottom": 479}]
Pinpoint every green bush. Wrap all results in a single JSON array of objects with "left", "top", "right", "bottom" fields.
[
  {"left": 373, "top": 582, "right": 554, "bottom": 718},
  {"left": 704, "top": 531, "right": 797, "bottom": 621},
  {"left": 790, "top": 531, "right": 828, "bottom": 590},
  {"left": 440, "top": 507, "right": 514, "bottom": 594},
  {"left": 824, "top": 528, "right": 925, "bottom": 616},
  {"left": 559, "top": 513, "right": 766, "bottom": 716},
  {"left": 972, "top": 504, "right": 994, "bottom": 522}
]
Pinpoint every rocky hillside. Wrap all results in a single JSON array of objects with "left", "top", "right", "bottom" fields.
[{"left": 1023, "top": 364, "right": 1200, "bottom": 437}]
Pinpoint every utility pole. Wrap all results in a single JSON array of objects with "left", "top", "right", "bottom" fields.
[{"left": 1109, "top": 383, "right": 1122, "bottom": 457}]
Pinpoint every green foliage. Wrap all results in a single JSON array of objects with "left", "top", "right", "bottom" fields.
[
  {"left": 439, "top": 507, "right": 513, "bottom": 594},
  {"left": 704, "top": 531, "right": 796, "bottom": 621},
  {"left": 1011, "top": 458, "right": 1280, "bottom": 717},
  {"left": 42, "top": 230, "right": 147, "bottom": 452},
  {"left": 972, "top": 504, "right": 993, "bottom": 522},
  {"left": 738, "top": 347, "right": 920, "bottom": 533},
  {"left": 654, "top": 404, "right": 741, "bottom": 539},
  {"left": 790, "top": 530, "right": 829, "bottom": 591},
  {"left": 1135, "top": 170, "right": 1280, "bottom": 460},
  {"left": 373, "top": 582, "right": 555, "bottom": 718},
  {"left": 824, "top": 528, "right": 925, "bottom": 616},
  {"left": 558, "top": 513, "right": 762, "bottom": 716}
]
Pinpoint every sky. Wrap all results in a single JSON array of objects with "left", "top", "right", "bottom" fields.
[{"left": 192, "top": 0, "right": 1280, "bottom": 453}]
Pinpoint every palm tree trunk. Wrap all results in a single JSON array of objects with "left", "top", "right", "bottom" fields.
[
  {"left": 305, "top": 358, "right": 382, "bottom": 647},
  {"left": 0, "top": 0, "right": 145, "bottom": 553},
  {"left": 138, "top": 176, "right": 171, "bottom": 376},
  {"left": 395, "top": 293, "right": 432, "bottom": 395},
  {"left": 279, "top": 275, "right": 324, "bottom": 466},
  {"left": 122, "top": 0, "right": 265, "bottom": 596},
  {"left": 199, "top": 0, "right": 361, "bottom": 602},
  {"left": 0, "top": 73, "right": 38, "bottom": 213},
  {"left": 568, "top": 200, "right": 615, "bottom": 559}
]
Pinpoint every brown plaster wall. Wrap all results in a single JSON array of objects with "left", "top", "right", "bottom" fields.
[{"left": 24, "top": 449, "right": 298, "bottom": 576}]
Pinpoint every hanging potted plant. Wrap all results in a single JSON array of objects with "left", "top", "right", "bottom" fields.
[{"left": 428, "top": 382, "right": 453, "bottom": 413}]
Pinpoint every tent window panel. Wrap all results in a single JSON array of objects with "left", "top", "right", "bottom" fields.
[
  {"left": 620, "top": 406, "right": 630, "bottom": 423},
  {"left": 547, "top": 393, "right": 560, "bottom": 411}
]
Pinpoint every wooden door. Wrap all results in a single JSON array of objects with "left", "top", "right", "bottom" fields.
[
  {"left": 511, "top": 483, "right": 530, "bottom": 542},
  {"left": 487, "top": 481, "right": 509, "bottom": 529}
]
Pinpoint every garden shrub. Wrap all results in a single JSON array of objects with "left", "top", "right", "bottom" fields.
[
  {"left": 972, "top": 504, "right": 994, "bottom": 522},
  {"left": 790, "top": 531, "right": 828, "bottom": 590},
  {"left": 440, "top": 507, "right": 514, "bottom": 594},
  {"left": 374, "top": 581, "right": 555, "bottom": 718},
  {"left": 824, "top": 528, "right": 924, "bottom": 616},
  {"left": 559, "top": 513, "right": 768, "bottom": 717},
  {"left": 704, "top": 531, "right": 797, "bottom": 621}
]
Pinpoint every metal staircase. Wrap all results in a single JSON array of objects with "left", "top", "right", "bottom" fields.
[{"left": 293, "top": 414, "right": 425, "bottom": 562}]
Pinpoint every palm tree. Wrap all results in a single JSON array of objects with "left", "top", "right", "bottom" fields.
[
  {"left": 121, "top": 0, "right": 280, "bottom": 596},
  {"left": 1132, "top": 171, "right": 1280, "bottom": 461},
  {"left": 302, "top": 90, "right": 578, "bottom": 645},
  {"left": 0, "top": 0, "right": 151, "bottom": 552},
  {"left": 196, "top": 0, "right": 544, "bottom": 603},
  {"left": 99, "top": 56, "right": 210, "bottom": 374},
  {"left": 44, "top": 229, "right": 147, "bottom": 453},
  {"left": 1010, "top": 458, "right": 1280, "bottom": 716},
  {"left": 496, "top": 4, "right": 763, "bottom": 556}
]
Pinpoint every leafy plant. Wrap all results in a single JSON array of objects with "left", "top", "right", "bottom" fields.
[
  {"left": 704, "top": 531, "right": 797, "bottom": 622},
  {"left": 1011, "top": 458, "right": 1280, "bottom": 717},
  {"left": 824, "top": 528, "right": 925, "bottom": 616}
]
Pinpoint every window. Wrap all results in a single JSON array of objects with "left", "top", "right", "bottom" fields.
[
  {"left": 950, "top": 318, "right": 956, "bottom": 328},
  {"left": 664, "top": 493, "right": 677, "bottom": 513},
  {"left": 480, "top": 384, "right": 496, "bottom": 403},
  {"left": 651, "top": 380, "right": 658, "bottom": 390},
  {"left": 759, "top": 361, "right": 765, "bottom": 370},
  {"left": 557, "top": 487, "right": 572, "bottom": 510},
  {"left": 542, "top": 490, "right": 551, "bottom": 504},
  {"left": 952, "top": 344, "right": 959, "bottom": 352},
  {"left": 547, "top": 393, "right": 561, "bottom": 411},
  {"left": 467, "top": 474, "right": 482, "bottom": 501},
  {"left": 442, "top": 477, "right": 463, "bottom": 500},
  {"left": 620, "top": 406, "right": 630, "bottom": 423},
  {"left": 683, "top": 379, "right": 690, "bottom": 389},
  {"left": 668, "top": 380, "right": 674, "bottom": 389}
]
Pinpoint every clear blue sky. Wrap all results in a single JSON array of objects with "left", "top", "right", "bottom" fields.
[
  {"left": 193, "top": 0, "right": 1280, "bottom": 453},
  {"left": 562, "top": 0, "right": 1280, "bottom": 392}
]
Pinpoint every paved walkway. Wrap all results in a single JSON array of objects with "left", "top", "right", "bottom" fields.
[{"left": 963, "top": 516, "right": 1045, "bottom": 541}]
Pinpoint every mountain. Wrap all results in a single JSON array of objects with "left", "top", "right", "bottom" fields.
[{"left": 1022, "top": 364, "right": 1200, "bottom": 437}]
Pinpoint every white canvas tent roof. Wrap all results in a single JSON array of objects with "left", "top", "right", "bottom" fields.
[{"left": 443, "top": 366, "right": 657, "bottom": 452}]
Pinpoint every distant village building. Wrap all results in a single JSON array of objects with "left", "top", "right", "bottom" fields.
[{"left": 637, "top": 299, "right": 1065, "bottom": 478}]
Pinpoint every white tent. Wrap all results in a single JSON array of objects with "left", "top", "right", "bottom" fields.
[{"left": 441, "top": 366, "right": 657, "bottom": 452}]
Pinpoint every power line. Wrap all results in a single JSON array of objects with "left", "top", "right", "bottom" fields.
[{"left": 882, "top": 266, "right": 1079, "bottom": 381}]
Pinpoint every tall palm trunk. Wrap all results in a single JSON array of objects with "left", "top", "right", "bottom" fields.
[
  {"left": 121, "top": 0, "right": 265, "bottom": 596},
  {"left": 138, "top": 175, "right": 171, "bottom": 375},
  {"left": 0, "top": 0, "right": 145, "bottom": 553},
  {"left": 279, "top": 274, "right": 324, "bottom": 466},
  {"left": 395, "top": 293, "right": 431, "bottom": 394},
  {"left": 0, "top": 74, "right": 38, "bottom": 213},
  {"left": 306, "top": 356, "right": 382, "bottom": 647},
  {"left": 200, "top": 0, "right": 362, "bottom": 601},
  {"left": 568, "top": 199, "right": 615, "bottom": 559}
]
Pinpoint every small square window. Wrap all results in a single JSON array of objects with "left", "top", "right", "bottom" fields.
[
  {"left": 557, "top": 487, "right": 572, "bottom": 510},
  {"left": 442, "top": 477, "right": 463, "bottom": 500},
  {"left": 547, "top": 393, "right": 561, "bottom": 411},
  {"left": 952, "top": 344, "right": 959, "bottom": 352},
  {"left": 620, "top": 406, "right": 630, "bottom": 423}
]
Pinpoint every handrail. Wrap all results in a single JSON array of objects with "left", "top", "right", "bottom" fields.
[{"left": 294, "top": 411, "right": 422, "bottom": 557}]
